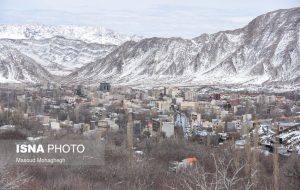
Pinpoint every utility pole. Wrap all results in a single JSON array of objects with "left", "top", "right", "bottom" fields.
[
  {"left": 207, "top": 130, "right": 211, "bottom": 146},
  {"left": 252, "top": 116, "right": 259, "bottom": 188},
  {"left": 6, "top": 91, "right": 11, "bottom": 125},
  {"left": 273, "top": 122, "right": 279, "bottom": 190},
  {"left": 244, "top": 104, "right": 251, "bottom": 178}
]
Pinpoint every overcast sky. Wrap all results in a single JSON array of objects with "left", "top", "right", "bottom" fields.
[{"left": 0, "top": 0, "right": 299, "bottom": 38}]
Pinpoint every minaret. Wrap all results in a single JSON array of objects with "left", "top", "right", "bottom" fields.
[{"left": 127, "top": 112, "right": 133, "bottom": 153}]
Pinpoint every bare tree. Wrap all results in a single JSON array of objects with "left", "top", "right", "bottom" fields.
[
  {"left": 176, "top": 154, "right": 256, "bottom": 190},
  {"left": 0, "top": 164, "right": 31, "bottom": 190}
]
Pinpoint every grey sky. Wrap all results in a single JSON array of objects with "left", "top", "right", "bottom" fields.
[{"left": 0, "top": 0, "right": 299, "bottom": 38}]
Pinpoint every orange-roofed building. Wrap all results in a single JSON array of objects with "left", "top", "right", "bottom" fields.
[{"left": 183, "top": 157, "right": 197, "bottom": 165}]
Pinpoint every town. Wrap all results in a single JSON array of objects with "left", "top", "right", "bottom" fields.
[
  {"left": 1, "top": 83, "right": 299, "bottom": 154},
  {"left": 0, "top": 82, "right": 299, "bottom": 189}
]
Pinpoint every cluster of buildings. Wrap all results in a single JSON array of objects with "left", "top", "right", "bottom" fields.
[{"left": 0, "top": 83, "right": 300, "bottom": 154}]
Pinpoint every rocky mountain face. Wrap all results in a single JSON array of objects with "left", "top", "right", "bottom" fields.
[
  {"left": 0, "top": 46, "right": 53, "bottom": 83},
  {"left": 0, "top": 8, "right": 299, "bottom": 87},
  {"left": 0, "top": 24, "right": 138, "bottom": 78},
  {"left": 66, "top": 7, "right": 300, "bottom": 87},
  {"left": 0, "top": 37, "right": 117, "bottom": 75}
]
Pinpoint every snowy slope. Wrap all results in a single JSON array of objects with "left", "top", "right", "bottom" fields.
[
  {"left": 0, "top": 8, "right": 299, "bottom": 87},
  {"left": 0, "top": 46, "right": 53, "bottom": 83},
  {"left": 0, "top": 37, "right": 117, "bottom": 75},
  {"left": 0, "top": 24, "right": 141, "bottom": 45},
  {"left": 0, "top": 24, "right": 139, "bottom": 76},
  {"left": 65, "top": 7, "right": 300, "bottom": 87}
]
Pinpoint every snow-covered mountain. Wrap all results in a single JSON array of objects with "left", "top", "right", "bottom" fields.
[
  {"left": 65, "top": 7, "right": 300, "bottom": 87},
  {"left": 0, "top": 37, "right": 117, "bottom": 75},
  {"left": 0, "top": 46, "right": 53, "bottom": 83},
  {"left": 0, "top": 8, "right": 299, "bottom": 87},
  {"left": 0, "top": 24, "right": 141, "bottom": 45},
  {"left": 0, "top": 24, "right": 139, "bottom": 77}
]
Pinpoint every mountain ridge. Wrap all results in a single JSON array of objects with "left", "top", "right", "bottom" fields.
[
  {"left": 0, "top": 36, "right": 117, "bottom": 75},
  {"left": 65, "top": 7, "right": 300, "bottom": 87},
  {"left": 0, "top": 24, "right": 142, "bottom": 45},
  {"left": 0, "top": 46, "right": 53, "bottom": 83},
  {"left": 0, "top": 7, "right": 299, "bottom": 89}
]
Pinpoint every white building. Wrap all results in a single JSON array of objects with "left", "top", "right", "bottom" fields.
[
  {"left": 185, "top": 91, "right": 196, "bottom": 101},
  {"left": 162, "top": 122, "right": 174, "bottom": 138},
  {"left": 242, "top": 114, "right": 252, "bottom": 122},
  {"left": 50, "top": 122, "right": 60, "bottom": 130},
  {"left": 156, "top": 101, "right": 171, "bottom": 112}
]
